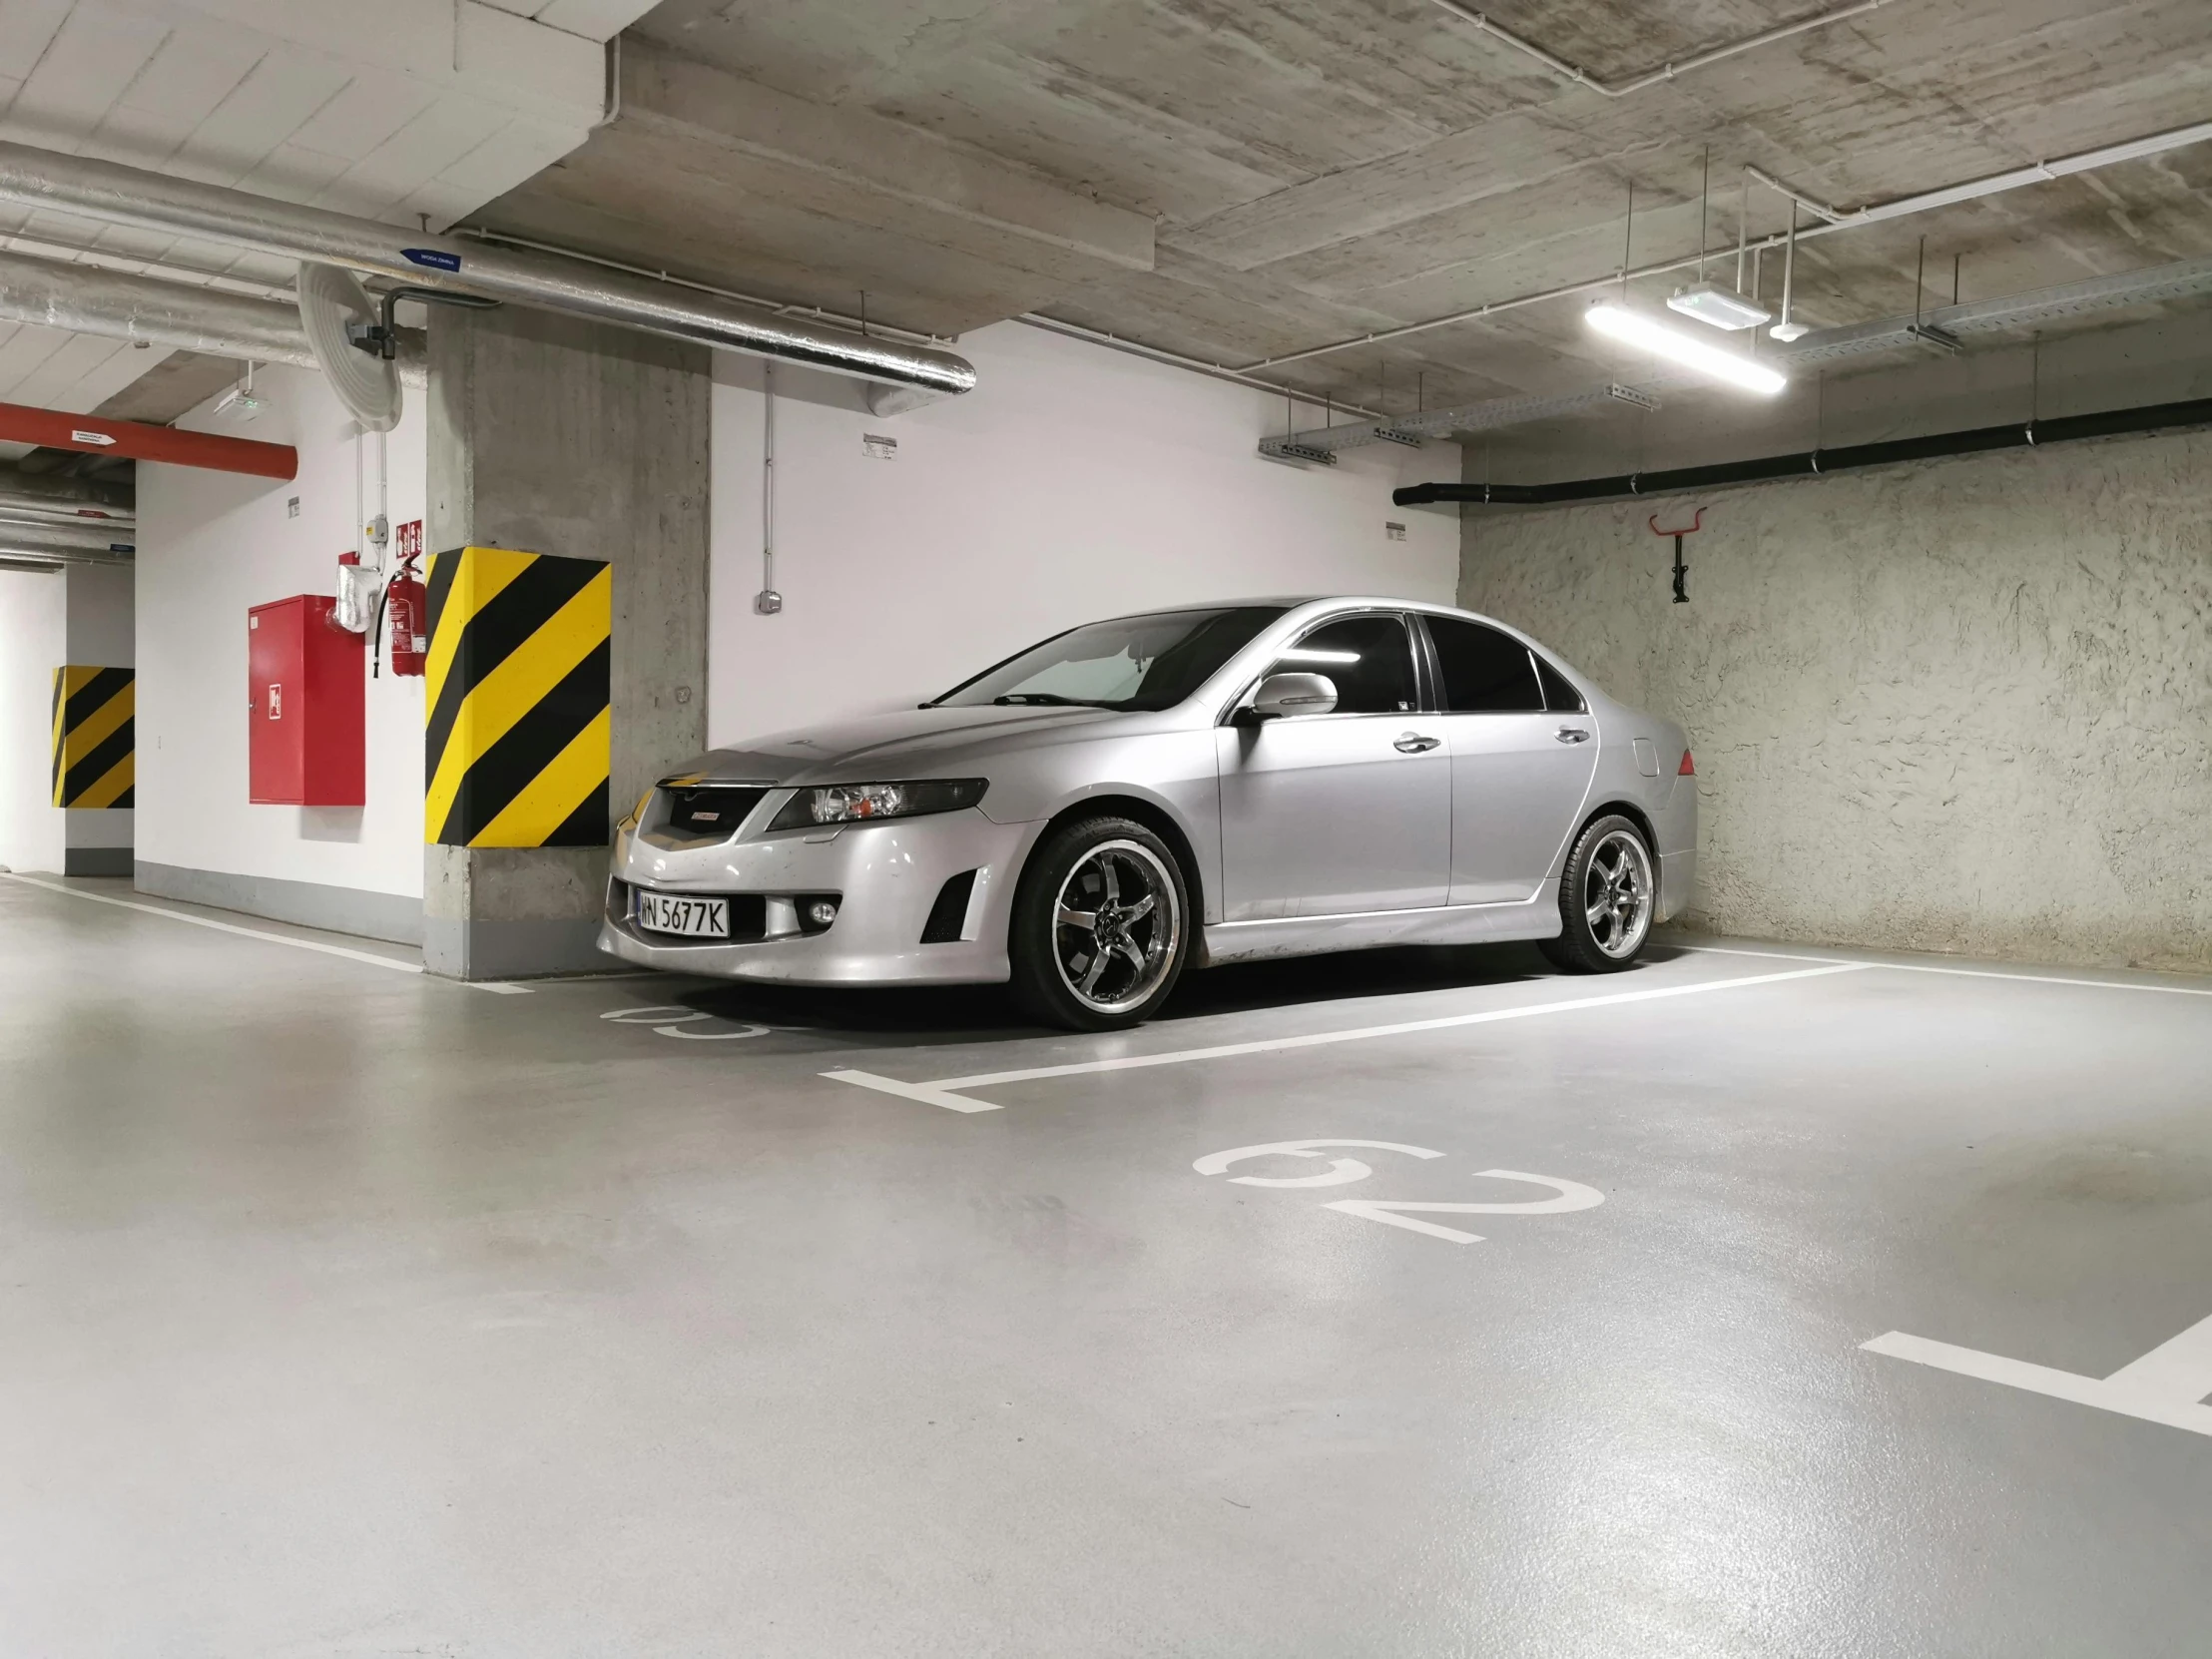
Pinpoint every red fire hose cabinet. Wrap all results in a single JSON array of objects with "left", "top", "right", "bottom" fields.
[{"left": 248, "top": 595, "right": 364, "bottom": 806}]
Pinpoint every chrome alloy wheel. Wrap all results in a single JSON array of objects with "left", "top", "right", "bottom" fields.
[
  {"left": 1582, "top": 829, "right": 1654, "bottom": 959},
  {"left": 1052, "top": 839, "right": 1181, "bottom": 1016}
]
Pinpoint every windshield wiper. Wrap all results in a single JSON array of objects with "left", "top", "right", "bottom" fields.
[{"left": 991, "top": 693, "right": 1104, "bottom": 707}]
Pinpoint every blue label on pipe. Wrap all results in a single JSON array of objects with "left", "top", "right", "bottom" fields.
[{"left": 401, "top": 248, "right": 462, "bottom": 273}]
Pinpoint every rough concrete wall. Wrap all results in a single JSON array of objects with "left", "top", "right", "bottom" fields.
[{"left": 1456, "top": 431, "right": 2212, "bottom": 971}]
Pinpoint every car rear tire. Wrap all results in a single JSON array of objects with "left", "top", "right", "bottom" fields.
[
  {"left": 1009, "top": 816, "right": 1191, "bottom": 1030},
  {"left": 1539, "top": 814, "right": 1656, "bottom": 974}
]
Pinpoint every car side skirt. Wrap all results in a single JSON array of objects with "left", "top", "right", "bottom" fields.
[{"left": 1200, "top": 884, "right": 1563, "bottom": 966}]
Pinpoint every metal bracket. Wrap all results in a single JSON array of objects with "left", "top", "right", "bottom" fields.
[
  {"left": 346, "top": 285, "right": 501, "bottom": 359},
  {"left": 1259, "top": 440, "right": 1339, "bottom": 465},
  {"left": 1905, "top": 322, "right": 1963, "bottom": 354}
]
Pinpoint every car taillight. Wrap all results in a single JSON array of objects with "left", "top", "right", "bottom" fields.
[{"left": 1679, "top": 750, "right": 1696, "bottom": 776}]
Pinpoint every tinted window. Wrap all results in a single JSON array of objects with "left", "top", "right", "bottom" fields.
[
  {"left": 1268, "top": 614, "right": 1416, "bottom": 715},
  {"left": 934, "top": 606, "right": 1286, "bottom": 711},
  {"left": 1427, "top": 616, "right": 1542, "bottom": 713},
  {"left": 1535, "top": 655, "right": 1586, "bottom": 714}
]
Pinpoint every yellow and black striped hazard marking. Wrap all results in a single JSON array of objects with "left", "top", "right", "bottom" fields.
[
  {"left": 423, "top": 545, "right": 611, "bottom": 847},
  {"left": 51, "top": 666, "right": 134, "bottom": 809}
]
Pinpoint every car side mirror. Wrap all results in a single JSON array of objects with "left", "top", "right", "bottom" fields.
[{"left": 1245, "top": 672, "right": 1339, "bottom": 721}]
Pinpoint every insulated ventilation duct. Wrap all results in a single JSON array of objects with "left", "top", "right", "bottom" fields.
[
  {"left": 0, "top": 139, "right": 978, "bottom": 412},
  {"left": 0, "top": 247, "right": 423, "bottom": 381}
]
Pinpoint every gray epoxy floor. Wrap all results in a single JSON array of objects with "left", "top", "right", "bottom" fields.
[{"left": 3, "top": 874, "right": 2209, "bottom": 1657}]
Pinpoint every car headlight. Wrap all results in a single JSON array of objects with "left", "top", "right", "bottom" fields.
[{"left": 768, "top": 778, "right": 987, "bottom": 831}]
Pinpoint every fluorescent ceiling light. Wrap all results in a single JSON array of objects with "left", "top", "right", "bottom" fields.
[
  {"left": 1586, "top": 303, "right": 1789, "bottom": 396},
  {"left": 1666, "top": 282, "right": 1773, "bottom": 330}
]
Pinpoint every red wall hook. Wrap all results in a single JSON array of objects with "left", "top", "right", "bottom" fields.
[{"left": 1649, "top": 509, "right": 1704, "bottom": 603}]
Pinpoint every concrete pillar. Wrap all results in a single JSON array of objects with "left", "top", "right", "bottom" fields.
[
  {"left": 423, "top": 305, "right": 710, "bottom": 978},
  {"left": 63, "top": 561, "right": 135, "bottom": 876}
]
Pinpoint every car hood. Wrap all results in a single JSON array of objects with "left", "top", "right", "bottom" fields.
[{"left": 668, "top": 704, "right": 1126, "bottom": 788}]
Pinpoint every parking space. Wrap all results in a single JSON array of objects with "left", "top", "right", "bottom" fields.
[{"left": 5, "top": 873, "right": 2207, "bottom": 1655}]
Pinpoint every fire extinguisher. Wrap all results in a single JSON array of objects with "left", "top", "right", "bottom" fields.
[{"left": 378, "top": 550, "right": 428, "bottom": 677}]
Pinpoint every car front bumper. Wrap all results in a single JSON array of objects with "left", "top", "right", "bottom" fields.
[{"left": 598, "top": 808, "right": 1043, "bottom": 986}]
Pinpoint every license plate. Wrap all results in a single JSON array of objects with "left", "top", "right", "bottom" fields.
[{"left": 635, "top": 891, "right": 730, "bottom": 938}]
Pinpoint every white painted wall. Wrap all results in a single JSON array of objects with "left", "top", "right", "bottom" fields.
[
  {"left": 0, "top": 568, "right": 66, "bottom": 873},
  {"left": 137, "top": 363, "right": 427, "bottom": 899},
  {"left": 708, "top": 319, "right": 1459, "bottom": 743}
]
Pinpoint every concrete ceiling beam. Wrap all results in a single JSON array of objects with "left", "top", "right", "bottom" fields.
[{"left": 472, "top": 39, "right": 1158, "bottom": 337}]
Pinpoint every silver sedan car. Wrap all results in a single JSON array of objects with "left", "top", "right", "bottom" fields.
[{"left": 600, "top": 598, "right": 1697, "bottom": 1029}]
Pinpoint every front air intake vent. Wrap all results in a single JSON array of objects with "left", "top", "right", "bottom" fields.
[{"left": 920, "top": 869, "right": 978, "bottom": 943}]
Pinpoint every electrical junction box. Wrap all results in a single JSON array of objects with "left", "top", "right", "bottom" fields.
[{"left": 248, "top": 594, "right": 364, "bottom": 806}]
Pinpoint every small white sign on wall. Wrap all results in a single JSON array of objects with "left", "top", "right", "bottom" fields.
[{"left": 861, "top": 433, "right": 898, "bottom": 460}]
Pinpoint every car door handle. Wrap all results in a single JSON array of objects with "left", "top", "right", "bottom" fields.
[
  {"left": 1393, "top": 733, "right": 1441, "bottom": 754},
  {"left": 1555, "top": 727, "right": 1591, "bottom": 744}
]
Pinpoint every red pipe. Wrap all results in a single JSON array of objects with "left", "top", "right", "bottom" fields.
[{"left": 0, "top": 399, "right": 297, "bottom": 479}]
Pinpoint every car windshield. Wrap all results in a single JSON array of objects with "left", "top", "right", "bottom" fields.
[{"left": 931, "top": 606, "right": 1288, "bottom": 712}]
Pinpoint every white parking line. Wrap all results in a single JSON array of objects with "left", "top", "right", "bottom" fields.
[
  {"left": 1864, "top": 1314, "right": 2212, "bottom": 1437},
  {"left": 5, "top": 874, "right": 530, "bottom": 993},
  {"left": 1677, "top": 941, "right": 2212, "bottom": 997},
  {"left": 825, "top": 961, "right": 1870, "bottom": 1112}
]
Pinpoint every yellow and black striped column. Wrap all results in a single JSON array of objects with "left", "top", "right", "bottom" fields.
[
  {"left": 50, "top": 666, "right": 134, "bottom": 809},
  {"left": 423, "top": 545, "right": 611, "bottom": 847}
]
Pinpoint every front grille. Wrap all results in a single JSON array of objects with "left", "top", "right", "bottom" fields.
[
  {"left": 640, "top": 785, "right": 771, "bottom": 849},
  {"left": 663, "top": 785, "right": 769, "bottom": 838}
]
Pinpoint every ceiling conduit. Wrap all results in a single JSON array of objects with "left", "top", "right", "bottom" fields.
[
  {"left": 0, "top": 140, "right": 978, "bottom": 413},
  {"left": 1240, "top": 117, "right": 2212, "bottom": 372},
  {"left": 1263, "top": 252, "right": 2212, "bottom": 459},
  {"left": 1391, "top": 394, "right": 2212, "bottom": 508}
]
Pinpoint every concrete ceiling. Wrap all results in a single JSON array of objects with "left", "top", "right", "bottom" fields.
[{"left": 469, "top": 0, "right": 2212, "bottom": 422}]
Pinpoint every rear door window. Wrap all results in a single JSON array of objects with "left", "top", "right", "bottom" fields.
[
  {"left": 1426, "top": 616, "right": 1543, "bottom": 713},
  {"left": 1535, "top": 655, "right": 1586, "bottom": 714}
]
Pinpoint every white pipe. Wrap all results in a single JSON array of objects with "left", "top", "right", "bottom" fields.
[
  {"left": 1240, "top": 116, "right": 2212, "bottom": 371},
  {"left": 1750, "top": 117, "right": 2212, "bottom": 226},
  {"left": 372, "top": 427, "right": 388, "bottom": 573},
  {"left": 1425, "top": 0, "right": 1897, "bottom": 98},
  {"left": 756, "top": 360, "right": 779, "bottom": 614},
  {"left": 1779, "top": 209, "right": 1800, "bottom": 330}
]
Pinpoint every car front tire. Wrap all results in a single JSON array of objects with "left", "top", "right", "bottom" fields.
[
  {"left": 1009, "top": 816, "right": 1191, "bottom": 1030},
  {"left": 1540, "top": 814, "right": 1657, "bottom": 974}
]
